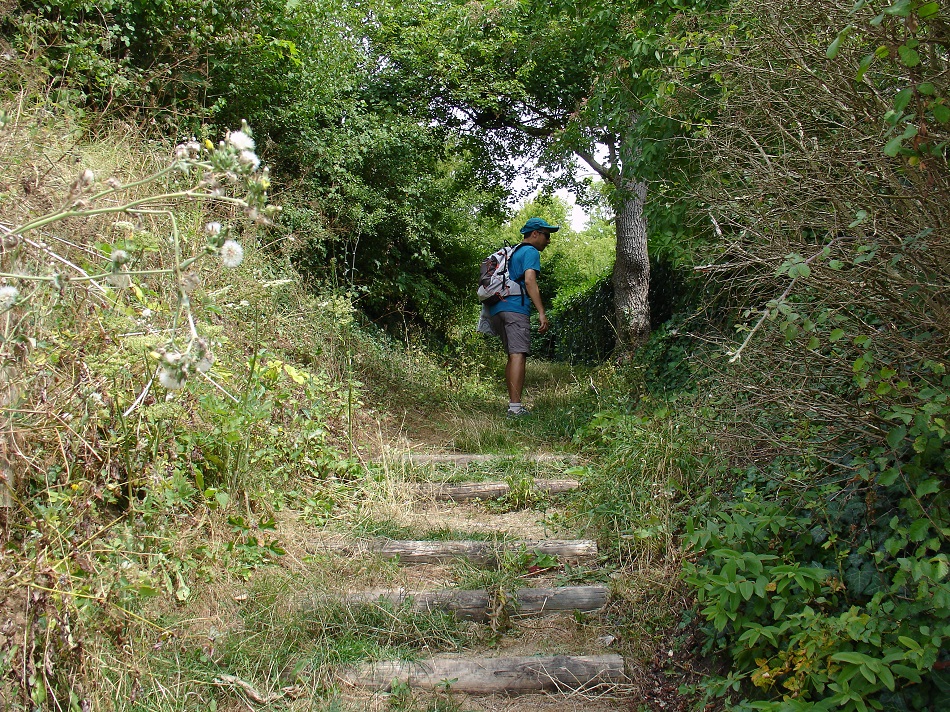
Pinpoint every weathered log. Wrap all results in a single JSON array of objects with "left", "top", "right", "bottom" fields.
[
  {"left": 342, "top": 654, "right": 626, "bottom": 694},
  {"left": 404, "top": 453, "right": 579, "bottom": 466},
  {"left": 362, "top": 539, "right": 598, "bottom": 565},
  {"left": 342, "top": 585, "right": 608, "bottom": 622},
  {"left": 418, "top": 479, "right": 580, "bottom": 502}
]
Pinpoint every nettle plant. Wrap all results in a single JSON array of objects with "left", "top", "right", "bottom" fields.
[{"left": 1, "top": 121, "right": 277, "bottom": 407}]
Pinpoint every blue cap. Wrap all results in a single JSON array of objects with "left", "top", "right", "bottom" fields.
[{"left": 520, "top": 217, "right": 560, "bottom": 234}]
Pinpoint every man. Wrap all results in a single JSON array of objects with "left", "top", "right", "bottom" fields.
[{"left": 487, "top": 217, "right": 558, "bottom": 418}]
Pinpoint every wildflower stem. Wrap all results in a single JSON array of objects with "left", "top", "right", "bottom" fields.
[
  {"left": 12, "top": 191, "right": 247, "bottom": 237},
  {"left": 123, "top": 371, "right": 155, "bottom": 418},
  {"left": 20, "top": 236, "right": 108, "bottom": 295}
]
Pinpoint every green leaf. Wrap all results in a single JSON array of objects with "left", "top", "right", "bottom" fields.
[
  {"left": 884, "top": 0, "right": 912, "bottom": 17},
  {"left": 915, "top": 478, "right": 940, "bottom": 497},
  {"left": 908, "top": 518, "right": 930, "bottom": 542},
  {"left": 933, "top": 104, "right": 950, "bottom": 124},
  {"left": 886, "top": 425, "right": 907, "bottom": 448},
  {"left": 832, "top": 651, "right": 877, "bottom": 664},
  {"left": 830, "top": 328, "right": 845, "bottom": 342},
  {"left": 827, "top": 26, "right": 853, "bottom": 59},
  {"left": 856, "top": 53, "right": 875, "bottom": 81},
  {"left": 898, "top": 45, "right": 921, "bottom": 67},
  {"left": 917, "top": 2, "right": 940, "bottom": 18},
  {"left": 918, "top": 82, "right": 936, "bottom": 96},
  {"left": 893, "top": 87, "right": 914, "bottom": 114},
  {"left": 883, "top": 135, "right": 904, "bottom": 156}
]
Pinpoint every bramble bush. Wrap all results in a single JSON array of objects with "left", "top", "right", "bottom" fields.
[{"left": 667, "top": 0, "right": 949, "bottom": 708}]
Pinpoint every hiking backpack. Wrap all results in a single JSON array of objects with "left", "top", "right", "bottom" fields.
[{"left": 477, "top": 243, "right": 527, "bottom": 307}]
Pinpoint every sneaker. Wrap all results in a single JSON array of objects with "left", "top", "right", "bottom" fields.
[{"left": 506, "top": 405, "right": 532, "bottom": 419}]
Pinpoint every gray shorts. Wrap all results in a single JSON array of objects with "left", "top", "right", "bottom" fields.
[{"left": 489, "top": 311, "right": 531, "bottom": 355}]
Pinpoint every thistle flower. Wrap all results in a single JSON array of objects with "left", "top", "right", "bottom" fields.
[
  {"left": 0, "top": 285, "right": 18, "bottom": 311},
  {"left": 227, "top": 130, "right": 255, "bottom": 152},
  {"left": 180, "top": 272, "right": 200, "bottom": 294},
  {"left": 205, "top": 222, "right": 222, "bottom": 235},
  {"left": 106, "top": 177, "right": 122, "bottom": 189},
  {"left": 220, "top": 240, "right": 244, "bottom": 268}
]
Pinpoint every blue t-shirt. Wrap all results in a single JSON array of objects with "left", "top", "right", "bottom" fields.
[{"left": 487, "top": 243, "right": 541, "bottom": 316}]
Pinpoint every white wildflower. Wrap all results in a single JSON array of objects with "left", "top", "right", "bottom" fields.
[
  {"left": 205, "top": 221, "right": 222, "bottom": 235},
  {"left": 0, "top": 285, "right": 19, "bottom": 311},
  {"left": 106, "top": 177, "right": 122, "bottom": 189},
  {"left": 227, "top": 130, "right": 255, "bottom": 152},
  {"left": 111, "top": 249, "right": 129, "bottom": 267},
  {"left": 79, "top": 169, "right": 95, "bottom": 187},
  {"left": 238, "top": 150, "right": 260, "bottom": 171},
  {"left": 220, "top": 240, "right": 244, "bottom": 268},
  {"left": 141, "top": 308, "right": 152, "bottom": 319},
  {"left": 158, "top": 367, "right": 184, "bottom": 390}
]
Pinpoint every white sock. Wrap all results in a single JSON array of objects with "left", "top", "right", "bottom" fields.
[{"left": 508, "top": 402, "right": 521, "bottom": 410}]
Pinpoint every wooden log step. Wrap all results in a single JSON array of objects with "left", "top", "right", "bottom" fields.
[
  {"left": 362, "top": 539, "right": 598, "bottom": 565},
  {"left": 342, "top": 585, "right": 608, "bottom": 622},
  {"left": 342, "top": 654, "right": 626, "bottom": 694},
  {"left": 403, "top": 453, "right": 580, "bottom": 466},
  {"left": 417, "top": 479, "right": 580, "bottom": 502}
]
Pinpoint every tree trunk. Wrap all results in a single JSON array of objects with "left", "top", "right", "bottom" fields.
[{"left": 612, "top": 180, "right": 651, "bottom": 351}]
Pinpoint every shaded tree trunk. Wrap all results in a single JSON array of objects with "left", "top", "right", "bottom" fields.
[{"left": 613, "top": 180, "right": 651, "bottom": 350}]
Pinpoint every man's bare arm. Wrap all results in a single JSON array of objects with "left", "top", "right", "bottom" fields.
[{"left": 523, "top": 270, "right": 548, "bottom": 334}]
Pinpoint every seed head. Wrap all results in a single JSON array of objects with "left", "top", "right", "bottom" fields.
[
  {"left": 180, "top": 271, "right": 201, "bottom": 294},
  {"left": 205, "top": 222, "right": 222, "bottom": 235},
  {"left": 158, "top": 367, "right": 184, "bottom": 390},
  {"left": 238, "top": 150, "right": 260, "bottom": 171},
  {"left": 227, "top": 130, "right": 255, "bottom": 152},
  {"left": 220, "top": 240, "right": 244, "bottom": 268},
  {"left": 0, "top": 285, "right": 18, "bottom": 311}
]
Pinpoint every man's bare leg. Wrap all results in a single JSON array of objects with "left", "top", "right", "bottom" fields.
[{"left": 506, "top": 352, "right": 527, "bottom": 404}]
